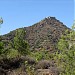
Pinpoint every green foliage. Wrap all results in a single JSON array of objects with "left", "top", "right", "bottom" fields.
[
  {"left": 24, "top": 61, "right": 35, "bottom": 75},
  {"left": 55, "top": 25, "right": 75, "bottom": 75},
  {"left": 0, "top": 42, "right": 4, "bottom": 54},
  {"left": 57, "top": 38, "right": 69, "bottom": 51},
  {"left": 0, "top": 28, "right": 30, "bottom": 60},
  {"left": 0, "top": 17, "right": 3, "bottom": 25},
  {"left": 30, "top": 50, "right": 54, "bottom": 61},
  {"left": 6, "top": 49, "right": 20, "bottom": 59},
  {"left": 0, "top": 18, "right": 4, "bottom": 55},
  {"left": 13, "top": 29, "right": 30, "bottom": 55},
  {"left": 30, "top": 51, "right": 43, "bottom": 61}
]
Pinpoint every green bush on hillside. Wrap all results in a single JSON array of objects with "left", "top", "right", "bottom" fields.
[
  {"left": 13, "top": 29, "right": 30, "bottom": 55},
  {"left": 0, "top": 18, "right": 4, "bottom": 55},
  {"left": 6, "top": 49, "right": 20, "bottom": 59},
  {"left": 55, "top": 24, "right": 75, "bottom": 75},
  {"left": 0, "top": 41, "right": 4, "bottom": 54}
]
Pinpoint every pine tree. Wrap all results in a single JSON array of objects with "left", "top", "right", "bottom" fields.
[
  {"left": 55, "top": 22, "right": 75, "bottom": 75},
  {"left": 13, "top": 29, "right": 30, "bottom": 55},
  {"left": 0, "top": 17, "right": 4, "bottom": 54},
  {"left": 0, "top": 17, "right": 3, "bottom": 25}
]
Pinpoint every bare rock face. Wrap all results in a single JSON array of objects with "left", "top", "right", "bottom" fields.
[{"left": 2, "top": 16, "right": 70, "bottom": 51}]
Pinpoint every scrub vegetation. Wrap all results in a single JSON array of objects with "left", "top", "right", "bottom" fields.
[{"left": 0, "top": 17, "right": 75, "bottom": 75}]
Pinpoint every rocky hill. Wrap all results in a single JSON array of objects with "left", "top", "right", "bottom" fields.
[
  {"left": 2, "top": 16, "right": 70, "bottom": 51},
  {"left": 0, "top": 16, "right": 70, "bottom": 75}
]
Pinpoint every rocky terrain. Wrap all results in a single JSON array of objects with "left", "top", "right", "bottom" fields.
[
  {"left": 2, "top": 17, "right": 69, "bottom": 51},
  {"left": 0, "top": 16, "right": 70, "bottom": 75}
]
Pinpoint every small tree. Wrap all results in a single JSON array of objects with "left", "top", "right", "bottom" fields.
[
  {"left": 0, "top": 17, "right": 3, "bottom": 25},
  {"left": 0, "top": 40, "right": 4, "bottom": 54},
  {"left": 13, "top": 29, "right": 30, "bottom": 55},
  {"left": 0, "top": 17, "right": 3, "bottom": 54},
  {"left": 55, "top": 22, "right": 75, "bottom": 75}
]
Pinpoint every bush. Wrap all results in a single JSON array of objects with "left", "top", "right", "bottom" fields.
[
  {"left": 13, "top": 29, "right": 30, "bottom": 55},
  {"left": 6, "top": 49, "right": 20, "bottom": 59},
  {"left": 0, "top": 42, "right": 4, "bottom": 54},
  {"left": 30, "top": 50, "right": 54, "bottom": 62},
  {"left": 35, "top": 60, "right": 52, "bottom": 69},
  {"left": 21, "top": 56, "right": 36, "bottom": 65},
  {"left": 55, "top": 26, "right": 75, "bottom": 75}
]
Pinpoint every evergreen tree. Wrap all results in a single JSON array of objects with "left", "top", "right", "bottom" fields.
[
  {"left": 0, "top": 17, "right": 3, "bottom": 25},
  {"left": 13, "top": 29, "right": 30, "bottom": 55},
  {"left": 0, "top": 17, "right": 3, "bottom": 54},
  {"left": 55, "top": 22, "right": 75, "bottom": 75}
]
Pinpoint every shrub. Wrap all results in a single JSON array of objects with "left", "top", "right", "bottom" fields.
[
  {"left": 30, "top": 50, "right": 54, "bottom": 62},
  {"left": 13, "top": 29, "right": 30, "bottom": 55},
  {"left": 20, "top": 55, "right": 36, "bottom": 65},
  {"left": 6, "top": 49, "right": 20, "bottom": 59},
  {"left": 0, "top": 42, "right": 4, "bottom": 54},
  {"left": 0, "top": 17, "right": 3, "bottom": 25},
  {"left": 35, "top": 60, "right": 52, "bottom": 69},
  {"left": 55, "top": 25, "right": 75, "bottom": 75}
]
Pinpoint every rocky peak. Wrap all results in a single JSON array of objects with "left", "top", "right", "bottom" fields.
[
  {"left": 2, "top": 16, "right": 70, "bottom": 51},
  {"left": 35, "top": 16, "right": 64, "bottom": 29},
  {"left": 24, "top": 17, "right": 69, "bottom": 51}
]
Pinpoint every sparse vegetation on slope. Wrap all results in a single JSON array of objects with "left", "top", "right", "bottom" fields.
[
  {"left": 0, "top": 17, "right": 74, "bottom": 75},
  {"left": 54, "top": 24, "right": 75, "bottom": 75}
]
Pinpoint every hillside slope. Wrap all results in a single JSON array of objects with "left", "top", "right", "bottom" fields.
[
  {"left": 0, "top": 16, "right": 70, "bottom": 75},
  {"left": 2, "top": 17, "right": 70, "bottom": 51}
]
